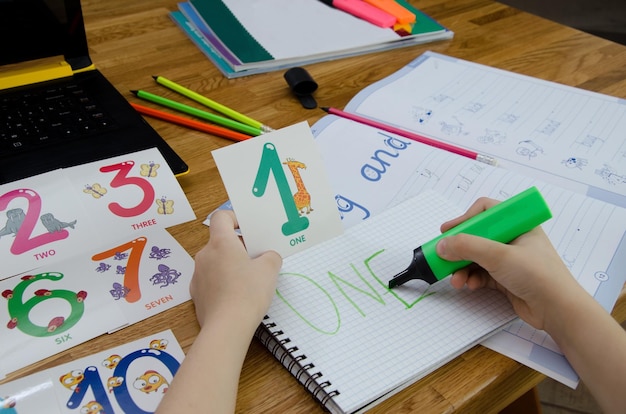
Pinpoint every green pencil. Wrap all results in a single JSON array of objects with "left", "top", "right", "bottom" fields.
[
  {"left": 130, "top": 90, "right": 263, "bottom": 136},
  {"left": 153, "top": 75, "right": 274, "bottom": 133}
]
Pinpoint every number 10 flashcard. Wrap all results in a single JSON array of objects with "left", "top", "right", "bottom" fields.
[
  {"left": 0, "top": 330, "right": 185, "bottom": 413},
  {"left": 212, "top": 122, "right": 343, "bottom": 258}
]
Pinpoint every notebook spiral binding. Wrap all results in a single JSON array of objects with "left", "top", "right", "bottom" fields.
[{"left": 255, "top": 316, "right": 342, "bottom": 411}]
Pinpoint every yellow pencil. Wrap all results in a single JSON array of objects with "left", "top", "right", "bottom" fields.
[{"left": 153, "top": 75, "right": 274, "bottom": 133}]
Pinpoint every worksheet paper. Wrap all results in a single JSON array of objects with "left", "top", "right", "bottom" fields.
[
  {"left": 268, "top": 190, "right": 518, "bottom": 413},
  {"left": 311, "top": 114, "right": 626, "bottom": 388},
  {"left": 348, "top": 51, "right": 626, "bottom": 209}
]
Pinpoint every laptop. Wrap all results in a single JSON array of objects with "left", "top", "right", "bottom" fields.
[{"left": 0, "top": 0, "right": 189, "bottom": 185}]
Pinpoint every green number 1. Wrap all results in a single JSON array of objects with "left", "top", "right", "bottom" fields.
[{"left": 253, "top": 143, "right": 309, "bottom": 236}]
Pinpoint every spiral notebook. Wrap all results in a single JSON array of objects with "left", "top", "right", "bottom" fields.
[{"left": 255, "top": 190, "right": 517, "bottom": 413}]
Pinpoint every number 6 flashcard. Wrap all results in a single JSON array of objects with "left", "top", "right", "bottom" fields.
[
  {"left": 0, "top": 170, "right": 98, "bottom": 279},
  {"left": 66, "top": 148, "right": 195, "bottom": 239},
  {"left": 212, "top": 122, "right": 343, "bottom": 258},
  {"left": 0, "top": 265, "right": 126, "bottom": 379}
]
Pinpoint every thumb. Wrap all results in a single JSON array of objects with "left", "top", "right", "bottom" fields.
[
  {"left": 436, "top": 233, "right": 506, "bottom": 273},
  {"left": 253, "top": 250, "right": 283, "bottom": 274}
]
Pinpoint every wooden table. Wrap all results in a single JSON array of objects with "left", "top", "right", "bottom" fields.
[{"left": 4, "top": 0, "right": 626, "bottom": 412}]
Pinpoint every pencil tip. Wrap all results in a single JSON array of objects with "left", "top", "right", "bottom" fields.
[
  {"left": 152, "top": 75, "right": 158, "bottom": 80},
  {"left": 130, "top": 90, "right": 138, "bottom": 95},
  {"left": 320, "top": 106, "right": 329, "bottom": 112}
]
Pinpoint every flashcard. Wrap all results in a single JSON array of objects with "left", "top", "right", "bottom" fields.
[
  {"left": 93, "top": 227, "right": 193, "bottom": 328},
  {"left": 0, "top": 148, "right": 195, "bottom": 282},
  {"left": 0, "top": 329, "right": 185, "bottom": 413},
  {"left": 0, "top": 266, "right": 126, "bottom": 378},
  {"left": 0, "top": 170, "right": 98, "bottom": 280},
  {"left": 0, "top": 227, "right": 193, "bottom": 379},
  {"left": 66, "top": 148, "right": 195, "bottom": 239},
  {"left": 212, "top": 122, "right": 343, "bottom": 258}
]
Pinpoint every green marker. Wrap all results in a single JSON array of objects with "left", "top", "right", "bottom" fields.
[
  {"left": 388, "top": 186, "right": 552, "bottom": 288},
  {"left": 130, "top": 89, "right": 263, "bottom": 136}
]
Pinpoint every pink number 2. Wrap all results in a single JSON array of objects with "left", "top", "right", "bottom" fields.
[
  {"left": 0, "top": 189, "right": 69, "bottom": 255},
  {"left": 100, "top": 161, "right": 155, "bottom": 218}
]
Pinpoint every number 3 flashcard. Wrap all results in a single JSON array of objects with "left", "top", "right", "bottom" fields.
[
  {"left": 212, "top": 122, "right": 343, "bottom": 258},
  {"left": 66, "top": 148, "right": 195, "bottom": 239}
]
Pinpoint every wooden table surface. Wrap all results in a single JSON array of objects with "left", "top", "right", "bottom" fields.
[{"left": 3, "top": 0, "right": 626, "bottom": 412}]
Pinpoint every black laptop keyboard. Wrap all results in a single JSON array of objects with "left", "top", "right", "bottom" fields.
[{"left": 0, "top": 82, "right": 116, "bottom": 155}]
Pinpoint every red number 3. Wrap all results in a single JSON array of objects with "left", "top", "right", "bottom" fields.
[{"left": 100, "top": 161, "right": 155, "bottom": 218}]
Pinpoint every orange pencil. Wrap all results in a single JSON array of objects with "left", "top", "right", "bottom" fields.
[{"left": 130, "top": 102, "right": 252, "bottom": 142}]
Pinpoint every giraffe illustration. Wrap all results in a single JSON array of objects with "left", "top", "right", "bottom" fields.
[{"left": 283, "top": 158, "right": 313, "bottom": 215}]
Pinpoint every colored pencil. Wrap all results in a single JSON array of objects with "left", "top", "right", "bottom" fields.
[
  {"left": 130, "top": 103, "right": 252, "bottom": 142},
  {"left": 130, "top": 90, "right": 263, "bottom": 136},
  {"left": 153, "top": 75, "right": 274, "bottom": 133},
  {"left": 321, "top": 107, "right": 498, "bottom": 166}
]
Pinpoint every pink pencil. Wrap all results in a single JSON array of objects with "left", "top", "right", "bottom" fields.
[{"left": 321, "top": 107, "right": 498, "bottom": 166}]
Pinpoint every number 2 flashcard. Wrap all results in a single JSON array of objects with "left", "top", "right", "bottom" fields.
[
  {"left": 0, "top": 329, "right": 185, "bottom": 413},
  {"left": 212, "top": 122, "right": 343, "bottom": 258},
  {"left": 0, "top": 170, "right": 98, "bottom": 280}
]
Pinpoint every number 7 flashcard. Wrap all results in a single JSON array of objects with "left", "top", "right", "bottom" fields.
[
  {"left": 0, "top": 329, "right": 185, "bottom": 413},
  {"left": 212, "top": 122, "right": 343, "bottom": 258},
  {"left": 92, "top": 226, "right": 194, "bottom": 328},
  {"left": 66, "top": 148, "right": 195, "bottom": 239},
  {"left": 0, "top": 170, "right": 98, "bottom": 280}
]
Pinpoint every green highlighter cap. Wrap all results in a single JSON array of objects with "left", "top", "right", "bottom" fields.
[{"left": 388, "top": 186, "right": 552, "bottom": 288}]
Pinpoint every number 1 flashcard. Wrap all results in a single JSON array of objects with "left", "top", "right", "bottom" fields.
[
  {"left": 0, "top": 329, "right": 185, "bottom": 413},
  {"left": 0, "top": 170, "right": 98, "bottom": 280},
  {"left": 212, "top": 121, "right": 343, "bottom": 258},
  {"left": 66, "top": 148, "right": 195, "bottom": 240}
]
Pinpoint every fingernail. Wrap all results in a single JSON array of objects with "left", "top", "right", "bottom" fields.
[{"left": 436, "top": 239, "right": 447, "bottom": 256}]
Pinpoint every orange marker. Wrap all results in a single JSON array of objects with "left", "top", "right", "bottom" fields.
[
  {"left": 130, "top": 102, "right": 252, "bottom": 142},
  {"left": 363, "top": 0, "right": 415, "bottom": 24}
]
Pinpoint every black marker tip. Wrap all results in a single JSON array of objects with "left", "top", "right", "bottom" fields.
[
  {"left": 129, "top": 90, "right": 138, "bottom": 95},
  {"left": 320, "top": 106, "right": 330, "bottom": 113}
]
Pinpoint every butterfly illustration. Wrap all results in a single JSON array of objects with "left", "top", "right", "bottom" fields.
[
  {"left": 83, "top": 183, "right": 107, "bottom": 199},
  {"left": 156, "top": 196, "right": 174, "bottom": 215},
  {"left": 140, "top": 161, "right": 160, "bottom": 177}
]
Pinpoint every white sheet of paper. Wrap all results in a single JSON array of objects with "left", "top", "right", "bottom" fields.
[{"left": 212, "top": 122, "right": 343, "bottom": 257}]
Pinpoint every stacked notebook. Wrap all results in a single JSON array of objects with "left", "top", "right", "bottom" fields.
[{"left": 170, "top": 0, "right": 453, "bottom": 78}]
